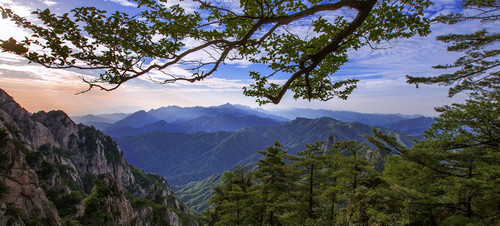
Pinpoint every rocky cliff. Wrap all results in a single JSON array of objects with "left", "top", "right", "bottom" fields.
[{"left": 0, "top": 89, "right": 197, "bottom": 225}]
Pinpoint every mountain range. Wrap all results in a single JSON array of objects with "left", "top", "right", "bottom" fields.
[
  {"left": 105, "top": 113, "right": 283, "bottom": 137},
  {"left": 67, "top": 101, "right": 435, "bottom": 215},
  {"left": 72, "top": 104, "right": 435, "bottom": 136},
  {"left": 114, "top": 117, "right": 420, "bottom": 186}
]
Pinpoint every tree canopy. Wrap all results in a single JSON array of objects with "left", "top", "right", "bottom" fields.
[
  {"left": 1, "top": 0, "right": 431, "bottom": 104},
  {"left": 407, "top": 0, "right": 499, "bottom": 97},
  {"left": 367, "top": 1, "right": 500, "bottom": 222}
]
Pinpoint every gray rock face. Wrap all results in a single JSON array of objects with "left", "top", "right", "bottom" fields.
[
  {"left": 0, "top": 91, "right": 58, "bottom": 149},
  {"left": 32, "top": 110, "right": 135, "bottom": 192},
  {"left": 0, "top": 129, "right": 60, "bottom": 225},
  {"left": 0, "top": 89, "right": 195, "bottom": 225}
]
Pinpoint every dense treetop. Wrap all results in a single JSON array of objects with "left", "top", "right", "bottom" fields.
[{"left": 1, "top": 0, "right": 431, "bottom": 104}]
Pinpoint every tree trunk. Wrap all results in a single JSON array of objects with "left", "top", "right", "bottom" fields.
[
  {"left": 309, "top": 164, "right": 314, "bottom": 218},
  {"left": 466, "top": 166, "right": 473, "bottom": 218},
  {"left": 329, "top": 192, "right": 336, "bottom": 225}
]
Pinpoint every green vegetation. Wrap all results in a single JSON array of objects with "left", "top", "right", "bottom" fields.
[
  {"left": 174, "top": 173, "right": 223, "bottom": 213},
  {"left": 2, "top": 122, "right": 18, "bottom": 138},
  {"left": 38, "top": 144, "right": 68, "bottom": 158},
  {"left": 52, "top": 190, "right": 87, "bottom": 219},
  {"left": 0, "top": 0, "right": 431, "bottom": 105},
  {"left": 78, "top": 126, "right": 98, "bottom": 151},
  {"left": 127, "top": 192, "right": 199, "bottom": 226},
  {"left": 56, "top": 164, "right": 79, "bottom": 191},
  {"left": 407, "top": 1, "right": 499, "bottom": 97},
  {"left": 4, "top": 203, "right": 22, "bottom": 220},
  {"left": 80, "top": 178, "right": 119, "bottom": 225},
  {"left": 102, "top": 136, "right": 122, "bottom": 164},
  {"left": 368, "top": 90, "right": 500, "bottom": 224},
  {"left": 201, "top": 2, "right": 500, "bottom": 224},
  {"left": 129, "top": 165, "right": 165, "bottom": 188},
  {"left": 77, "top": 126, "right": 122, "bottom": 164},
  {"left": 0, "top": 128, "right": 11, "bottom": 174},
  {"left": 204, "top": 140, "right": 389, "bottom": 225},
  {"left": 0, "top": 0, "right": 497, "bottom": 224},
  {"left": 117, "top": 118, "right": 416, "bottom": 186}
]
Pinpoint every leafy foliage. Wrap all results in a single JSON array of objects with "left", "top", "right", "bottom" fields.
[
  {"left": 52, "top": 191, "right": 87, "bottom": 219},
  {"left": 0, "top": 0, "right": 431, "bottom": 104}
]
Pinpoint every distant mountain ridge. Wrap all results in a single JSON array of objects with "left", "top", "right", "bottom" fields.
[
  {"left": 149, "top": 103, "right": 288, "bottom": 123},
  {"left": 106, "top": 110, "right": 162, "bottom": 131},
  {"left": 115, "top": 117, "right": 420, "bottom": 186},
  {"left": 72, "top": 104, "right": 434, "bottom": 136},
  {"left": 268, "top": 108, "right": 425, "bottom": 125},
  {"left": 105, "top": 114, "right": 283, "bottom": 137},
  {"left": 71, "top": 112, "right": 131, "bottom": 124}
]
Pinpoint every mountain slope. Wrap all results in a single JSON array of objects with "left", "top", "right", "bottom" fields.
[
  {"left": 0, "top": 89, "right": 197, "bottom": 225},
  {"left": 175, "top": 114, "right": 283, "bottom": 133},
  {"left": 105, "top": 120, "right": 182, "bottom": 137},
  {"left": 268, "top": 108, "right": 423, "bottom": 126},
  {"left": 381, "top": 116, "right": 436, "bottom": 134},
  {"left": 71, "top": 113, "right": 130, "bottom": 124},
  {"left": 174, "top": 173, "right": 223, "bottom": 213},
  {"left": 115, "top": 117, "right": 419, "bottom": 186},
  {"left": 106, "top": 110, "right": 160, "bottom": 130}
]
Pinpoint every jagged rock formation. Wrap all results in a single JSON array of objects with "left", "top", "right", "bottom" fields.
[
  {"left": 0, "top": 129, "right": 60, "bottom": 225},
  {"left": 0, "top": 89, "right": 197, "bottom": 225}
]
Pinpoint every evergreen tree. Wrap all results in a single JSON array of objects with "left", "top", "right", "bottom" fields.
[
  {"left": 381, "top": 1, "right": 500, "bottom": 223},
  {"left": 407, "top": 0, "right": 499, "bottom": 97},
  {"left": 369, "top": 90, "right": 500, "bottom": 224},
  {"left": 319, "top": 141, "right": 346, "bottom": 225},
  {"left": 252, "top": 141, "right": 295, "bottom": 226},
  {"left": 203, "top": 166, "right": 253, "bottom": 225},
  {"left": 293, "top": 141, "right": 326, "bottom": 221}
]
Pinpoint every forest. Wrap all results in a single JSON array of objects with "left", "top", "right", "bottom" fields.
[{"left": 0, "top": 0, "right": 498, "bottom": 225}]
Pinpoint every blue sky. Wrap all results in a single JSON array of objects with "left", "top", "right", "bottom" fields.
[{"left": 0, "top": 0, "right": 495, "bottom": 116}]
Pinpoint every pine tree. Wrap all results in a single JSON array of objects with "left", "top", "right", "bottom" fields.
[
  {"left": 369, "top": 90, "right": 500, "bottom": 224},
  {"left": 203, "top": 166, "right": 253, "bottom": 225},
  {"left": 407, "top": 0, "right": 499, "bottom": 97},
  {"left": 252, "top": 141, "right": 295, "bottom": 226},
  {"left": 291, "top": 141, "right": 328, "bottom": 224}
]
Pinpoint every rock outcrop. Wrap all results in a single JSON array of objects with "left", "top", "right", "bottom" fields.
[
  {"left": 0, "top": 128, "right": 60, "bottom": 225},
  {"left": 0, "top": 89, "right": 196, "bottom": 225}
]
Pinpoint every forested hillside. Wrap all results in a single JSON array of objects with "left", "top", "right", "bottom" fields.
[{"left": 115, "top": 117, "right": 417, "bottom": 185}]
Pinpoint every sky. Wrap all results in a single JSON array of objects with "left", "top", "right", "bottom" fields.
[{"left": 0, "top": 0, "right": 496, "bottom": 116}]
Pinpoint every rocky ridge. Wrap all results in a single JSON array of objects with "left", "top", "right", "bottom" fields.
[{"left": 0, "top": 89, "right": 197, "bottom": 225}]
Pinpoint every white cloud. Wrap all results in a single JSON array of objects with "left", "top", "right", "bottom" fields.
[
  {"left": 42, "top": 0, "right": 57, "bottom": 6},
  {"left": 106, "top": 0, "right": 137, "bottom": 7},
  {"left": 0, "top": 0, "right": 32, "bottom": 17}
]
